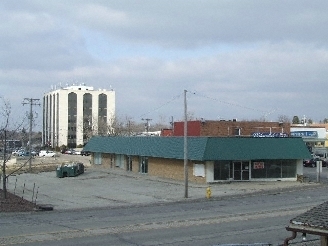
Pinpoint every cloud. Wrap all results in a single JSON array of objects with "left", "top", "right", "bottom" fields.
[
  {"left": 60, "top": 1, "right": 328, "bottom": 48},
  {"left": 1, "top": 0, "right": 328, "bottom": 128}
]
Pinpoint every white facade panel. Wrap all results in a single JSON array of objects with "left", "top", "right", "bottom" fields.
[{"left": 290, "top": 127, "right": 326, "bottom": 139}]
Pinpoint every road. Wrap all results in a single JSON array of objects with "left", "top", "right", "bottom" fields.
[{"left": 1, "top": 179, "right": 327, "bottom": 246}]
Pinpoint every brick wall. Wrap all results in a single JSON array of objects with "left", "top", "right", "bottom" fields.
[
  {"left": 201, "top": 120, "right": 290, "bottom": 136},
  {"left": 149, "top": 157, "right": 206, "bottom": 183},
  {"left": 102, "top": 153, "right": 112, "bottom": 168},
  {"left": 173, "top": 121, "right": 201, "bottom": 136},
  {"left": 174, "top": 120, "right": 290, "bottom": 137},
  {"left": 131, "top": 156, "right": 139, "bottom": 173},
  {"left": 97, "top": 154, "right": 206, "bottom": 183}
]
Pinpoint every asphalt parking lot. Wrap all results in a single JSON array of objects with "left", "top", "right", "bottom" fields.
[{"left": 4, "top": 154, "right": 325, "bottom": 211}]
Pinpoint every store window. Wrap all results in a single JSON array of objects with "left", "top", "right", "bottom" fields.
[
  {"left": 139, "top": 156, "right": 148, "bottom": 174},
  {"left": 115, "top": 155, "right": 125, "bottom": 168},
  {"left": 251, "top": 160, "right": 296, "bottom": 179},
  {"left": 214, "top": 161, "right": 231, "bottom": 180},
  {"left": 234, "top": 128, "right": 241, "bottom": 136},
  {"left": 94, "top": 153, "right": 102, "bottom": 165}
]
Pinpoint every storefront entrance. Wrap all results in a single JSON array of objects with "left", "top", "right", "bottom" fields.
[{"left": 231, "top": 161, "right": 249, "bottom": 181}]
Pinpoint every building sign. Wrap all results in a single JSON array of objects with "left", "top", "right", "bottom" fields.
[
  {"left": 290, "top": 131, "right": 318, "bottom": 138},
  {"left": 252, "top": 132, "right": 289, "bottom": 138},
  {"left": 253, "top": 162, "right": 264, "bottom": 169}
]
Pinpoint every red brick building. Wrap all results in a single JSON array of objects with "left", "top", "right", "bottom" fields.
[{"left": 173, "top": 120, "right": 290, "bottom": 137}]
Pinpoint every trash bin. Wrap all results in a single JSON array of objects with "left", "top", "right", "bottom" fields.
[
  {"left": 56, "top": 166, "right": 64, "bottom": 178},
  {"left": 63, "top": 164, "right": 76, "bottom": 177},
  {"left": 76, "top": 163, "right": 84, "bottom": 175},
  {"left": 56, "top": 162, "right": 85, "bottom": 178}
]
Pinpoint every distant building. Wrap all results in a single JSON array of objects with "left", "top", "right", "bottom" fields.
[
  {"left": 0, "top": 140, "right": 22, "bottom": 151},
  {"left": 172, "top": 119, "right": 290, "bottom": 137},
  {"left": 42, "top": 84, "right": 115, "bottom": 148},
  {"left": 291, "top": 123, "right": 328, "bottom": 156}
]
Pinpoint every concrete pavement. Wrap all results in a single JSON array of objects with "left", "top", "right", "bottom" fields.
[{"left": 5, "top": 162, "right": 321, "bottom": 211}]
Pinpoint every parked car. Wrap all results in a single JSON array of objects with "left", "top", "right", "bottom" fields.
[
  {"left": 303, "top": 158, "right": 327, "bottom": 167},
  {"left": 81, "top": 150, "right": 91, "bottom": 156},
  {"left": 73, "top": 150, "right": 81, "bottom": 155},
  {"left": 18, "top": 151, "right": 29, "bottom": 156},
  {"left": 39, "top": 150, "right": 56, "bottom": 157},
  {"left": 11, "top": 149, "right": 24, "bottom": 156},
  {"left": 64, "top": 149, "right": 75, "bottom": 155},
  {"left": 31, "top": 150, "right": 39, "bottom": 156}
]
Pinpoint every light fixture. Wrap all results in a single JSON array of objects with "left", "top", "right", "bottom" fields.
[{"left": 302, "top": 232, "right": 307, "bottom": 241}]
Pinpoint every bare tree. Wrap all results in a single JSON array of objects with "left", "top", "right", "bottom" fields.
[
  {"left": 78, "top": 115, "right": 97, "bottom": 145},
  {"left": 277, "top": 115, "right": 291, "bottom": 123},
  {"left": 110, "top": 116, "right": 144, "bottom": 136},
  {"left": 0, "top": 98, "right": 27, "bottom": 198},
  {"left": 0, "top": 98, "right": 11, "bottom": 198},
  {"left": 109, "top": 116, "right": 128, "bottom": 136},
  {"left": 153, "top": 114, "right": 171, "bottom": 130},
  {"left": 80, "top": 113, "right": 172, "bottom": 140}
]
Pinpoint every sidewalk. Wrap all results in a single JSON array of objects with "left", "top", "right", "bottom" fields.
[{"left": 6, "top": 166, "right": 320, "bottom": 211}]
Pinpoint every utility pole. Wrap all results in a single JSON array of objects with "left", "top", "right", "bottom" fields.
[
  {"left": 22, "top": 98, "right": 40, "bottom": 171},
  {"left": 141, "top": 118, "right": 152, "bottom": 134},
  {"left": 170, "top": 116, "right": 174, "bottom": 133},
  {"left": 184, "top": 89, "right": 188, "bottom": 198}
]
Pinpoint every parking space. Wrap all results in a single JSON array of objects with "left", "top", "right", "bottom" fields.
[
  {"left": 3, "top": 154, "right": 323, "bottom": 211},
  {"left": 303, "top": 164, "right": 328, "bottom": 183}
]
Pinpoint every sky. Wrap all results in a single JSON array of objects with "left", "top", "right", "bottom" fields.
[{"left": 1, "top": 0, "right": 328, "bottom": 131}]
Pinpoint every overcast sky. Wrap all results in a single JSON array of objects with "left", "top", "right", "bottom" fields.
[{"left": 1, "top": 0, "right": 328, "bottom": 130}]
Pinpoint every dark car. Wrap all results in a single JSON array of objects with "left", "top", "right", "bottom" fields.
[
  {"left": 303, "top": 158, "right": 327, "bottom": 167},
  {"left": 81, "top": 150, "right": 91, "bottom": 156}
]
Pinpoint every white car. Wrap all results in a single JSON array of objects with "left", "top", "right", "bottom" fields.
[
  {"left": 12, "top": 149, "right": 24, "bottom": 156},
  {"left": 73, "top": 150, "right": 81, "bottom": 155},
  {"left": 39, "top": 150, "right": 56, "bottom": 157}
]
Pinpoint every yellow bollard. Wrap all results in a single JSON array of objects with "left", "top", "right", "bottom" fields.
[{"left": 206, "top": 186, "right": 211, "bottom": 199}]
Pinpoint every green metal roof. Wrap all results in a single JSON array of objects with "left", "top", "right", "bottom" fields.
[{"left": 83, "top": 136, "right": 311, "bottom": 161}]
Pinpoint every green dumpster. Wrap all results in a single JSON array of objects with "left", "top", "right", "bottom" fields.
[
  {"left": 56, "top": 165, "right": 64, "bottom": 178},
  {"left": 56, "top": 162, "right": 85, "bottom": 178},
  {"left": 64, "top": 165, "right": 76, "bottom": 177}
]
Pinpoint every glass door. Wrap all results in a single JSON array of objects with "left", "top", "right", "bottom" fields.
[
  {"left": 233, "top": 162, "right": 242, "bottom": 180},
  {"left": 241, "top": 161, "right": 249, "bottom": 180},
  {"left": 232, "top": 161, "right": 249, "bottom": 181}
]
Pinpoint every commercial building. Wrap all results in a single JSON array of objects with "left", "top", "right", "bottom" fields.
[
  {"left": 42, "top": 84, "right": 115, "bottom": 148},
  {"left": 83, "top": 136, "right": 310, "bottom": 183}
]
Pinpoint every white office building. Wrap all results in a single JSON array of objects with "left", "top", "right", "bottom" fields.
[{"left": 43, "top": 84, "right": 115, "bottom": 148}]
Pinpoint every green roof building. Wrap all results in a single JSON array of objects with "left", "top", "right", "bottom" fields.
[{"left": 83, "top": 136, "right": 311, "bottom": 183}]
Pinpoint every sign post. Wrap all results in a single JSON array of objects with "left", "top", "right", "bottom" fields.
[{"left": 316, "top": 160, "right": 322, "bottom": 183}]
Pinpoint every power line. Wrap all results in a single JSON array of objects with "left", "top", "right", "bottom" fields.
[
  {"left": 138, "top": 90, "right": 275, "bottom": 122},
  {"left": 139, "top": 93, "right": 183, "bottom": 118},
  {"left": 188, "top": 91, "right": 270, "bottom": 114}
]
